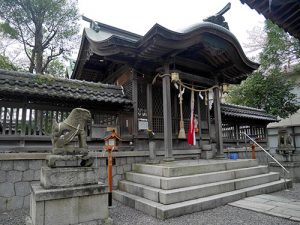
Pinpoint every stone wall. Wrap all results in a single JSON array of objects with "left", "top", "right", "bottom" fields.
[
  {"left": 0, "top": 150, "right": 200, "bottom": 212},
  {"left": 0, "top": 155, "right": 150, "bottom": 212},
  {"left": 0, "top": 159, "right": 44, "bottom": 212}
]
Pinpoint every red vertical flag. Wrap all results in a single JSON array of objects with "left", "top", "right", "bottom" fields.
[{"left": 187, "top": 90, "right": 196, "bottom": 145}]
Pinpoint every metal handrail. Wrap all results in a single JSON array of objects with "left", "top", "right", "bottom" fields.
[{"left": 242, "top": 132, "right": 289, "bottom": 176}]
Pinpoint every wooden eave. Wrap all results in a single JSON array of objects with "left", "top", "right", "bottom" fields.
[{"left": 241, "top": 0, "right": 300, "bottom": 40}]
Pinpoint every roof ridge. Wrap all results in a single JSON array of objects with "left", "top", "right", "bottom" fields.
[
  {"left": 0, "top": 69, "right": 122, "bottom": 90},
  {"left": 221, "top": 102, "right": 265, "bottom": 112}
]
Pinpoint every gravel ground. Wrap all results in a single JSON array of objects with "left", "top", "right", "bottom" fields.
[{"left": 2, "top": 184, "right": 300, "bottom": 225}]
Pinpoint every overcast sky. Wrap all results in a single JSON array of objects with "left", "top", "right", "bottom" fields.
[{"left": 78, "top": 0, "right": 265, "bottom": 57}]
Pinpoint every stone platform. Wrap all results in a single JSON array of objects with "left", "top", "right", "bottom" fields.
[
  {"left": 113, "top": 159, "right": 292, "bottom": 219},
  {"left": 26, "top": 183, "right": 111, "bottom": 225}
]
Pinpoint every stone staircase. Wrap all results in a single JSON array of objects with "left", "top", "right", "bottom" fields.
[{"left": 113, "top": 159, "right": 292, "bottom": 219}]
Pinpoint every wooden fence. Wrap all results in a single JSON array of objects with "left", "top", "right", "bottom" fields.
[{"left": 0, "top": 101, "right": 122, "bottom": 152}]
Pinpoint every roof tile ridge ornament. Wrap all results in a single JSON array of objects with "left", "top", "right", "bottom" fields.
[
  {"left": 82, "top": 15, "right": 101, "bottom": 32},
  {"left": 203, "top": 2, "right": 231, "bottom": 30}
]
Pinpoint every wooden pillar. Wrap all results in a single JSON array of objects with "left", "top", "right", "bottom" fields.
[
  {"left": 213, "top": 86, "right": 224, "bottom": 158},
  {"left": 147, "top": 83, "right": 153, "bottom": 129},
  {"left": 162, "top": 64, "right": 174, "bottom": 161},
  {"left": 132, "top": 71, "right": 138, "bottom": 136}
]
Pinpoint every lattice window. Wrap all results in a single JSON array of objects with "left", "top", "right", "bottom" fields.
[
  {"left": 93, "top": 113, "right": 118, "bottom": 126},
  {"left": 122, "top": 80, "right": 132, "bottom": 100},
  {"left": 152, "top": 85, "right": 163, "bottom": 133},
  {"left": 152, "top": 85, "right": 163, "bottom": 116},
  {"left": 137, "top": 82, "right": 147, "bottom": 118}
]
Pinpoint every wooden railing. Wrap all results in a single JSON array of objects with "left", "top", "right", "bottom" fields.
[{"left": 222, "top": 123, "right": 267, "bottom": 143}]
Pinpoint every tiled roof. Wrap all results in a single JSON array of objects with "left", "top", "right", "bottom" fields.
[
  {"left": 0, "top": 69, "right": 132, "bottom": 105},
  {"left": 220, "top": 103, "right": 278, "bottom": 122}
]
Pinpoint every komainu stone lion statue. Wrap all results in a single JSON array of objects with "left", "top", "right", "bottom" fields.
[{"left": 51, "top": 108, "right": 91, "bottom": 155}]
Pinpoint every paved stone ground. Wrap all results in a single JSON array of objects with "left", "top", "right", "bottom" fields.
[
  {"left": 229, "top": 183, "right": 300, "bottom": 222},
  {"left": 1, "top": 184, "right": 300, "bottom": 225}
]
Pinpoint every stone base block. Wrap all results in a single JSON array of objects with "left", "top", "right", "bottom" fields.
[
  {"left": 201, "top": 150, "right": 213, "bottom": 159},
  {"left": 28, "top": 183, "right": 111, "bottom": 225},
  {"left": 40, "top": 166, "right": 98, "bottom": 189}
]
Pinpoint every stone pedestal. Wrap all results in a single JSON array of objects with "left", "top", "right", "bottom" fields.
[
  {"left": 26, "top": 164, "right": 111, "bottom": 225},
  {"left": 201, "top": 144, "right": 213, "bottom": 159},
  {"left": 26, "top": 183, "right": 111, "bottom": 225},
  {"left": 147, "top": 141, "right": 160, "bottom": 164},
  {"left": 269, "top": 153, "right": 300, "bottom": 182},
  {"left": 40, "top": 166, "right": 98, "bottom": 189}
]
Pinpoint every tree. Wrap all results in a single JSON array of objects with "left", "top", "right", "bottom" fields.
[
  {"left": 260, "top": 20, "right": 300, "bottom": 72},
  {"left": 227, "top": 71, "right": 299, "bottom": 118},
  {"left": 226, "top": 20, "right": 300, "bottom": 118},
  {"left": 0, "top": 0, "right": 79, "bottom": 74}
]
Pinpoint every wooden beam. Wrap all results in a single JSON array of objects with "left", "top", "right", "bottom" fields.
[
  {"left": 171, "top": 70, "right": 215, "bottom": 87},
  {"left": 175, "top": 56, "right": 215, "bottom": 72}
]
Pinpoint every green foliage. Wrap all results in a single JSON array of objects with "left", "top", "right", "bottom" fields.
[
  {"left": 260, "top": 20, "right": 300, "bottom": 71},
  {"left": 0, "top": 54, "right": 17, "bottom": 70},
  {"left": 44, "top": 59, "right": 66, "bottom": 78},
  {"left": 0, "top": 0, "right": 79, "bottom": 74},
  {"left": 227, "top": 71, "right": 299, "bottom": 118},
  {"left": 227, "top": 20, "right": 300, "bottom": 118},
  {"left": 34, "top": 74, "right": 55, "bottom": 85},
  {"left": 0, "top": 22, "right": 18, "bottom": 39}
]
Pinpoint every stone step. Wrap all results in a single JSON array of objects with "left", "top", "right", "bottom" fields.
[
  {"left": 132, "top": 159, "right": 258, "bottom": 177},
  {"left": 118, "top": 172, "right": 280, "bottom": 204},
  {"left": 125, "top": 165, "right": 269, "bottom": 190},
  {"left": 113, "top": 179, "right": 292, "bottom": 219}
]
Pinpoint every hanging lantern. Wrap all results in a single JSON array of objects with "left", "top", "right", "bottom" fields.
[
  {"left": 171, "top": 72, "right": 179, "bottom": 82},
  {"left": 222, "top": 84, "right": 229, "bottom": 94}
]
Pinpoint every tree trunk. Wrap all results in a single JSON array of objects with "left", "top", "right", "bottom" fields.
[
  {"left": 29, "top": 49, "right": 36, "bottom": 73},
  {"left": 35, "top": 23, "right": 43, "bottom": 74}
]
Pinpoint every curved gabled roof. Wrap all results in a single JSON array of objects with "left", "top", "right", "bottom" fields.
[{"left": 73, "top": 21, "right": 259, "bottom": 84}]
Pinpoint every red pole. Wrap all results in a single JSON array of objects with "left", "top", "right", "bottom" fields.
[
  {"left": 107, "top": 149, "right": 113, "bottom": 206},
  {"left": 251, "top": 144, "right": 256, "bottom": 159}
]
